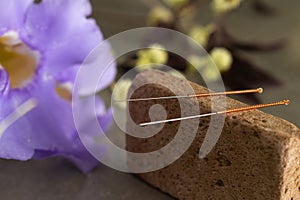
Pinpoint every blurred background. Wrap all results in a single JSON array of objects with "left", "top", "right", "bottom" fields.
[
  {"left": 92, "top": 0, "right": 300, "bottom": 127},
  {"left": 0, "top": 0, "right": 299, "bottom": 199}
]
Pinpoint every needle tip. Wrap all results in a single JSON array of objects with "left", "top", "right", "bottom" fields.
[
  {"left": 257, "top": 88, "right": 264, "bottom": 94},
  {"left": 283, "top": 99, "right": 290, "bottom": 105}
]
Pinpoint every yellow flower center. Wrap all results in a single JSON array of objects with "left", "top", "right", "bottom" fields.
[
  {"left": 0, "top": 31, "right": 40, "bottom": 89},
  {"left": 56, "top": 82, "right": 73, "bottom": 102}
]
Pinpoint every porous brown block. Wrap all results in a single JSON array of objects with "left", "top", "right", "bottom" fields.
[{"left": 126, "top": 70, "right": 300, "bottom": 200}]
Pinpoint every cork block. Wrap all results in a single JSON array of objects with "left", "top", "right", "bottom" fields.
[{"left": 126, "top": 70, "right": 300, "bottom": 200}]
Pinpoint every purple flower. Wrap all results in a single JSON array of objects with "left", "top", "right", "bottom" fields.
[{"left": 0, "top": 0, "right": 116, "bottom": 173}]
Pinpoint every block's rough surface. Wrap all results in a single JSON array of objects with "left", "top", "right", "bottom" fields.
[{"left": 126, "top": 70, "right": 300, "bottom": 200}]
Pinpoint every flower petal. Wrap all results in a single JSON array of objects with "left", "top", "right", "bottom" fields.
[
  {"left": 0, "top": 92, "right": 35, "bottom": 160},
  {"left": 0, "top": 0, "right": 115, "bottom": 173},
  {"left": 0, "top": 0, "right": 32, "bottom": 35},
  {"left": 22, "top": 0, "right": 103, "bottom": 75},
  {"left": 0, "top": 131, "right": 34, "bottom": 160},
  {"left": 99, "top": 109, "right": 113, "bottom": 132},
  {"left": 1, "top": 81, "right": 74, "bottom": 152},
  {"left": 32, "top": 94, "right": 111, "bottom": 173},
  {"left": 75, "top": 42, "right": 116, "bottom": 96},
  {"left": 0, "top": 77, "right": 111, "bottom": 172}
]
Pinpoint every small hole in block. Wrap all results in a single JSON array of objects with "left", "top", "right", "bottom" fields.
[{"left": 216, "top": 179, "right": 224, "bottom": 187}]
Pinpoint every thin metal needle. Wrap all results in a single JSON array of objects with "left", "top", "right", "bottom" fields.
[
  {"left": 140, "top": 100, "right": 290, "bottom": 126},
  {"left": 188, "top": 88, "right": 263, "bottom": 98},
  {"left": 114, "top": 88, "right": 263, "bottom": 102}
]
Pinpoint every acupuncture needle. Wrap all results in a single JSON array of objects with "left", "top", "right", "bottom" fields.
[
  {"left": 140, "top": 100, "right": 290, "bottom": 126},
  {"left": 114, "top": 88, "right": 263, "bottom": 102}
]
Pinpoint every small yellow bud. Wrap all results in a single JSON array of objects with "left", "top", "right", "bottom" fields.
[
  {"left": 147, "top": 6, "right": 174, "bottom": 26},
  {"left": 163, "top": 0, "right": 188, "bottom": 8},
  {"left": 188, "top": 24, "right": 216, "bottom": 47},
  {"left": 210, "top": 47, "right": 232, "bottom": 72},
  {"left": 187, "top": 49, "right": 231, "bottom": 82},
  {"left": 136, "top": 44, "right": 168, "bottom": 71},
  {"left": 112, "top": 79, "right": 133, "bottom": 109},
  {"left": 187, "top": 55, "right": 220, "bottom": 82},
  {"left": 187, "top": 55, "right": 208, "bottom": 73},
  {"left": 211, "top": 0, "right": 242, "bottom": 15},
  {"left": 203, "top": 66, "right": 220, "bottom": 82}
]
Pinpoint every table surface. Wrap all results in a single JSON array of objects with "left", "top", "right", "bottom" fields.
[{"left": 1, "top": 0, "right": 299, "bottom": 199}]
